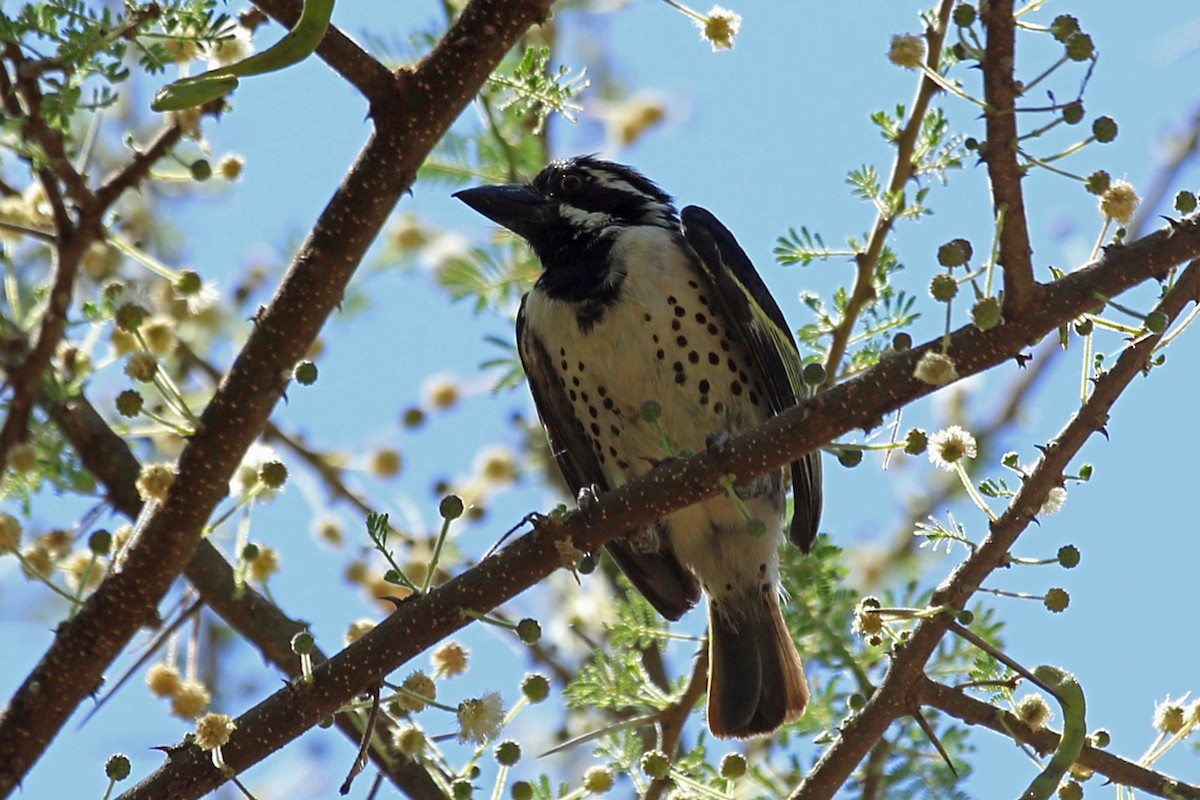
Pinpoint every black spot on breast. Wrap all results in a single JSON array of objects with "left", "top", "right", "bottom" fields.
[
  {"left": 673, "top": 361, "right": 684, "bottom": 373},
  {"left": 727, "top": 358, "right": 738, "bottom": 373},
  {"left": 699, "top": 295, "right": 709, "bottom": 306},
  {"left": 724, "top": 582, "right": 733, "bottom": 592},
  {"left": 688, "top": 280, "right": 699, "bottom": 289},
  {"left": 602, "top": 397, "right": 615, "bottom": 410},
  {"left": 720, "top": 339, "right": 730, "bottom": 352},
  {"left": 707, "top": 322, "right": 719, "bottom": 336},
  {"left": 580, "top": 391, "right": 589, "bottom": 403},
  {"left": 672, "top": 319, "right": 682, "bottom": 332},
  {"left": 572, "top": 376, "right": 581, "bottom": 387},
  {"left": 569, "top": 389, "right": 577, "bottom": 401},
  {"left": 610, "top": 424, "right": 620, "bottom": 436},
  {"left": 656, "top": 348, "right": 665, "bottom": 360},
  {"left": 644, "top": 312, "right": 652, "bottom": 322},
  {"left": 653, "top": 334, "right": 659, "bottom": 343},
  {"left": 578, "top": 361, "right": 585, "bottom": 372},
  {"left": 759, "top": 563, "right": 767, "bottom": 573},
  {"left": 688, "top": 351, "right": 699, "bottom": 364},
  {"left": 695, "top": 312, "right": 707, "bottom": 324},
  {"left": 597, "top": 385, "right": 607, "bottom": 397},
  {"left": 560, "top": 359, "right": 568, "bottom": 371},
  {"left": 749, "top": 390, "right": 760, "bottom": 406},
  {"left": 589, "top": 406, "right": 599, "bottom": 418},
  {"left": 674, "top": 305, "right": 686, "bottom": 318},
  {"left": 675, "top": 372, "right": 687, "bottom": 385},
  {"left": 731, "top": 381, "right": 743, "bottom": 396},
  {"left": 708, "top": 352, "right": 720, "bottom": 366},
  {"left": 699, "top": 379, "right": 710, "bottom": 394},
  {"left": 713, "top": 402, "right": 725, "bottom": 414},
  {"left": 591, "top": 422, "right": 601, "bottom": 436},
  {"left": 559, "top": 347, "right": 566, "bottom": 357},
  {"left": 676, "top": 335, "right": 688, "bottom": 347},
  {"left": 667, "top": 295, "right": 677, "bottom": 306},
  {"left": 739, "top": 370, "right": 749, "bottom": 384}
]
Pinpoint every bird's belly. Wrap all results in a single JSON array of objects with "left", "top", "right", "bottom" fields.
[{"left": 534, "top": 269, "right": 786, "bottom": 593}]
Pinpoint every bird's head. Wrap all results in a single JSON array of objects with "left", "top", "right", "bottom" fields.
[{"left": 454, "top": 157, "right": 678, "bottom": 298}]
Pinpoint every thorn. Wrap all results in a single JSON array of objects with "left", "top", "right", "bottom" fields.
[
  {"left": 912, "top": 709, "right": 959, "bottom": 778},
  {"left": 1096, "top": 425, "right": 1109, "bottom": 440}
]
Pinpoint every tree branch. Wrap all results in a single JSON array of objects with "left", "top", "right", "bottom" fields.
[
  {"left": 0, "top": 0, "right": 552, "bottom": 792},
  {"left": 920, "top": 677, "right": 1200, "bottom": 799},
  {"left": 788, "top": 255, "right": 1200, "bottom": 799},
  {"left": 981, "top": 0, "right": 1039, "bottom": 317}
]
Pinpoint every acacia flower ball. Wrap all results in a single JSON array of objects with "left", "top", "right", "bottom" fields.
[
  {"left": 699, "top": 7, "right": 742, "bottom": 51},
  {"left": 927, "top": 426, "right": 977, "bottom": 471},
  {"left": 914, "top": 351, "right": 959, "bottom": 386}
]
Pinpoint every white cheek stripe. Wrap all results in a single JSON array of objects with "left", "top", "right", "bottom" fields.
[{"left": 559, "top": 206, "right": 613, "bottom": 230}]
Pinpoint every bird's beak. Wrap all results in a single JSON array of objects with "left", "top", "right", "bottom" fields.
[{"left": 453, "top": 184, "right": 553, "bottom": 241}]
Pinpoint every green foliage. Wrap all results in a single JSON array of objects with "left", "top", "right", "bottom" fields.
[{"left": 489, "top": 47, "right": 589, "bottom": 136}]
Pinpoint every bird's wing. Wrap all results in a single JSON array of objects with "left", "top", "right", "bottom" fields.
[
  {"left": 679, "top": 205, "right": 823, "bottom": 551},
  {"left": 517, "top": 295, "right": 700, "bottom": 619}
]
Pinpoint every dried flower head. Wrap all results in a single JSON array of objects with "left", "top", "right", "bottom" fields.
[
  {"left": 246, "top": 545, "right": 279, "bottom": 584},
  {"left": 136, "top": 462, "right": 176, "bottom": 502},
  {"left": 1016, "top": 693, "right": 1053, "bottom": 730},
  {"left": 392, "top": 723, "right": 426, "bottom": 757},
  {"left": 1153, "top": 696, "right": 1188, "bottom": 734},
  {"left": 0, "top": 512, "right": 21, "bottom": 554},
  {"left": 928, "top": 426, "right": 978, "bottom": 471},
  {"left": 889, "top": 33, "right": 925, "bottom": 68},
  {"left": 194, "top": 712, "right": 236, "bottom": 751},
  {"left": 147, "top": 662, "right": 183, "bottom": 698},
  {"left": 1099, "top": 180, "right": 1139, "bottom": 226},
  {"left": 398, "top": 671, "right": 437, "bottom": 712},
  {"left": 432, "top": 641, "right": 469, "bottom": 678},
  {"left": 914, "top": 351, "right": 959, "bottom": 386},
  {"left": 344, "top": 618, "right": 376, "bottom": 646},
  {"left": 170, "top": 679, "right": 211, "bottom": 719},
  {"left": 456, "top": 692, "right": 504, "bottom": 745},
  {"left": 699, "top": 6, "right": 742, "bottom": 51},
  {"left": 1040, "top": 486, "right": 1067, "bottom": 516}
]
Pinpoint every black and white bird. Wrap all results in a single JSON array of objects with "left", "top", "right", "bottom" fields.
[{"left": 455, "top": 156, "right": 822, "bottom": 739}]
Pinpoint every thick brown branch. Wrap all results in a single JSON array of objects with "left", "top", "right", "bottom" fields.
[
  {"left": 117, "top": 224, "right": 1200, "bottom": 799},
  {"left": 788, "top": 255, "right": 1200, "bottom": 799},
  {"left": 981, "top": 0, "right": 1039, "bottom": 316},
  {"left": 0, "top": 0, "right": 551, "bottom": 792},
  {"left": 920, "top": 677, "right": 1200, "bottom": 799}
]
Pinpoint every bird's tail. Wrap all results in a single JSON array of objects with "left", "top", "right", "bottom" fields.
[{"left": 706, "top": 591, "right": 807, "bottom": 739}]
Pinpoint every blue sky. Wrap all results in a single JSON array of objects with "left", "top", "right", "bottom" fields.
[{"left": 3, "top": 1, "right": 1199, "bottom": 797}]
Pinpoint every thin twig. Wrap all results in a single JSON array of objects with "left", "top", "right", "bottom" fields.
[{"left": 821, "top": 0, "right": 956, "bottom": 387}]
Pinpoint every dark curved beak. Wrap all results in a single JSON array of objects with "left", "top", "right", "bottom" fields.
[{"left": 453, "top": 184, "right": 553, "bottom": 241}]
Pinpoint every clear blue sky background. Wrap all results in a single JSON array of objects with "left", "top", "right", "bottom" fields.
[{"left": 3, "top": 1, "right": 1199, "bottom": 797}]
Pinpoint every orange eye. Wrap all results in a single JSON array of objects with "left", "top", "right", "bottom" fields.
[{"left": 559, "top": 173, "right": 582, "bottom": 192}]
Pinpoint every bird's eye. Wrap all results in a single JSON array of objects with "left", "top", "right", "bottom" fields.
[{"left": 559, "top": 173, "right": 582, "bottom": 192}]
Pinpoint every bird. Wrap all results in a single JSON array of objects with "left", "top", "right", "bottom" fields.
[{"left": 454, "top": 156, "right": 822, "bottom": 739}]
